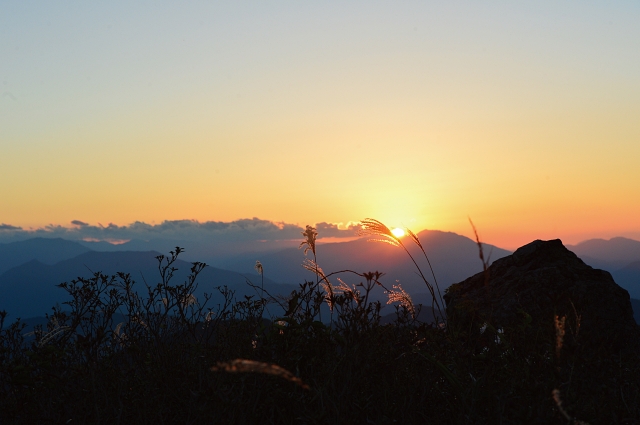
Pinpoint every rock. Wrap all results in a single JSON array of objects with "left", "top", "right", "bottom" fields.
[{"left": 444, "top": 239, "right": 640, "bottom": 354}]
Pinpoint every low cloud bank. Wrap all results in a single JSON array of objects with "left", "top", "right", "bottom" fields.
[{"left": 0, "top": 218, "right": 361, "bottom": 245}]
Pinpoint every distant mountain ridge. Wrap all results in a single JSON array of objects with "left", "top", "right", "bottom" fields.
[
  {"left": 0, "top": 237, "right": 90, "bottom": 274},
  {"left": 224, "top": 229, "right": 513, "bottom": 298},
  {"left": 568, "top": 237, "right": 640, "bottom": 270},
  {"left": 567, "top": 237, "right": 640, "bottom": 299},
  {"left": 2, "top": 233, "right": 640, "bottom": 321},
  {"left": 0, "top": 250, "right": 295, "bottom": 319},
  {"left": 612, "top": 260, "right": 640, "bottom": 299},
  {"left": 79, "top": 238, "right": 303, "bottom": 265}
]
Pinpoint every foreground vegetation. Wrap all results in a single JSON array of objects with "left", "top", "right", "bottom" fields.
[{"left": 1, "top": 220, "right": 639, "bottom": 424}]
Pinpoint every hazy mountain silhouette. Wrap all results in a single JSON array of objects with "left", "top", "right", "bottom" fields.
[
  {"left": 0, "top": 237, "right": 91, "bottom": 275},
  {"left": 224, "top": 230, "right": 512, "bottom": 297},
  {"left": 611, "top": 260, "right": 640, "bottom": 299},
  {"left": 565, "top": 237, "right": 640, "bottom": 299},
  {"left": 0, "top": 250, "right": 295, "bottom": 319},
  {"left": 5, "top": 233, "right": 640, "bottom": 322},
  {"left": 568, "top": 237, "right": 640, "bottom": 270},
  {"left": 80, "top": 238, "right": 302, "bottom": 264},
  {"left": 631, "top": 298, "right": 640, "bottom": 325}
]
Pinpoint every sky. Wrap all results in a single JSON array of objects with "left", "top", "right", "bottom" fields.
[{"left": 1, "top": 1, "right": 639, "bottom": 250}]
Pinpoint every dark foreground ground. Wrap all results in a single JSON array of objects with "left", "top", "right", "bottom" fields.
[{"left": 1, "top": 246, "right": 639, "bottom": 424}]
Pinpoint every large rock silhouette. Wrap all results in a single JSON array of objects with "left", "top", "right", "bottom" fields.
[{"left": 444, "top": 239, "right": 640, "bottom": 353}]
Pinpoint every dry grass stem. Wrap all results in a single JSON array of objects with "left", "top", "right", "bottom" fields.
[
  {"left": 212, "top": 359, "right": 310, "bottom": 390},
  {"left": 359, "top": 218, "right": 445, "bottom": 323},
  {"left": 555, "top": 315, "right": 566, "bottom": 358},
  {"left": 552, "top": 389, "right": 590, "bottom": 425},
  {"left": 469, "top": 218, "right": 491, "bottom": 288}
]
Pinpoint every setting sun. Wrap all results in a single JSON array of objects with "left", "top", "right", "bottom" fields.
[{"left": 391, "top": 228, "right": 405, "bottom": 238}]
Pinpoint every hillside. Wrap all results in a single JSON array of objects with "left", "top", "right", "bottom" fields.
[
  {"left": 0, "top": 237, "right": 90, "bottom": 274},
  {"left": 224, "top": 229, "right": 512, "bottom": 297},
  {"left": 0, "top": 250, "right": 295, "bottom": 319}
]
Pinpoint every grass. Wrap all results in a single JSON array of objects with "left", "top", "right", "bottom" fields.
[{"left": 0, "top": 220, "right": 639, "bottom": 424}]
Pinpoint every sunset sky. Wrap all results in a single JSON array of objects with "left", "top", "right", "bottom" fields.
[{"left": 1, "top": 1, "right": 639, "bottom": 250}]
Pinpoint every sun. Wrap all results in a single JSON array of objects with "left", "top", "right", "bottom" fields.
[{"left": 391, "top": 227, "right": 405, "bottom": 238}]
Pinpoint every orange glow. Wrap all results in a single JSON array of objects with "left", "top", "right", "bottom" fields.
[{"left": 1, "top": 3, "right": 639, "bottom": 249}]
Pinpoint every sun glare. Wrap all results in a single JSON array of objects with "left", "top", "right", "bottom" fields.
[{"left": 391, "top": 228, "right": 405, "bottom": 238}]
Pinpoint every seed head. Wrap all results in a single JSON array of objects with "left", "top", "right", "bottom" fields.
[
  {"left": 299, "top": 225, "right": 318, "bottom": 256},
  {"left": 359, "top": 218, "right": 400, "bottom": 247},
  {"left": 254, "top": 260, "right": 263, "bottom": 275}
]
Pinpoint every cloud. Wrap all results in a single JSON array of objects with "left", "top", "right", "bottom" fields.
[
  {"left": 0, "top": 218, "right": 360, "bottom": 245},
  {"left": 315, "top": 222, "right": 362, "bottom": 237}
]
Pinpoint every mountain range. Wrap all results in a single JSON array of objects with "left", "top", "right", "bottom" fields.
[
  {"left": 567, "top": 237, "right": 640, "bottom": 298},
  {"left": 0, "top": 249, "right": 294, "bottom": 319},
  {"left": 1, "top": 232, "right": 638, "bottom": 322},
  {"left": 0, "top": 238, "right": 90, "bottom": 275},
  {"left": 223, "top": 230, "right": 512, "bottom": 304},
  {"left": 567, "top": 237, "right": 640, "bottom": 269}
]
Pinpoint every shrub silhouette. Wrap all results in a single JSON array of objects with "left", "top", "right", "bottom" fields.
[{"left": 0, "top": 221, "right": 639, "bottom": 424}]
